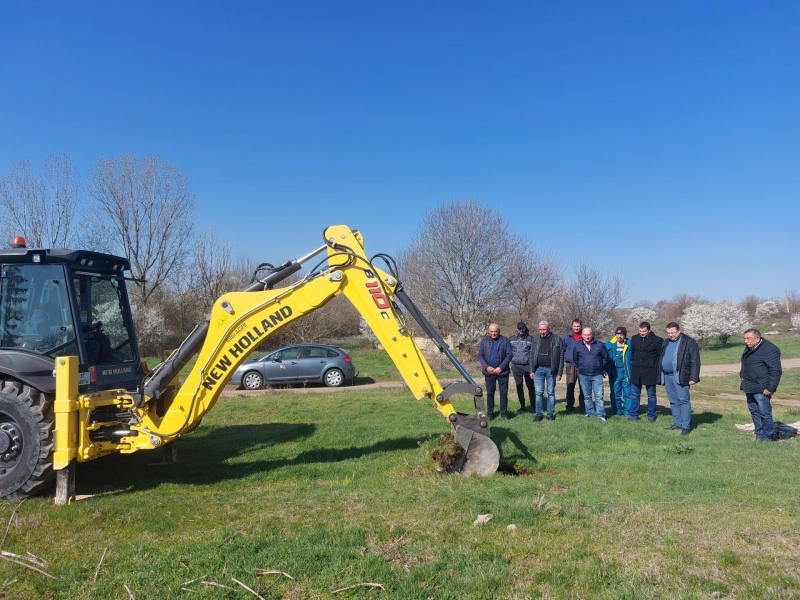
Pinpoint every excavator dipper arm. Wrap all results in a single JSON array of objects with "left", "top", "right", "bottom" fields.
[{"left": 122, "top": 226, "right": 499, "bottom": 475}]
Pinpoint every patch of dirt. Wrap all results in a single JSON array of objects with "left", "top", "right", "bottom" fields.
[
  {"left": 497, "top": 463, "right": 534, "bottom": 476},
  {"left": 430, "top": 434, "right": 464, "bottom": 472}
]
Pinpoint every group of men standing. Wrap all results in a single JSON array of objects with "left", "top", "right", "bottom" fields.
[
  {"left": 477, "top": 319, "right": 784, "bottom": 440},
  {"left": 478, "top": 319, "right": 701, "bottom": 435}
]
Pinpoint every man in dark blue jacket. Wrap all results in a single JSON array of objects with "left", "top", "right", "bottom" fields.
[
  {"left": 740, "top": 328, "right": 782, "bottom": 441},
  {"left": 659, "top": 322, "right": 700, "bottom": 435},
  {"left": 562, "top": 319, "right": 585, "bottom": 412},
  {"left": 572, "top": 327, "right": 609, "bottom": 421},
  {"left": 477, "top": 323, "right": 512, "bottom": 420}
]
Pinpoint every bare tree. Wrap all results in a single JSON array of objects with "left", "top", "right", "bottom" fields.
[
  {"left": 156, "top": 229, "right": 255, "bottom": 349},
  {"left": 784, "top": 289, "right": 800, "bottom": 315},
  {"left": 398, "top": 199, "right": 521, "bottom": 346},
  {"left": 0, "top": 155, "right": 81, "bottom": 248},
  {"left": 87, "top": 154, "right": 195, "bottom": 305},
  {"left": 280, "top": 295, "right": 360, "bottom": 344},
  {"left": 192, "top": 228, "right": 253, "bottom": 312},
  {"left": 741, "top": 294, "right": 761, "bottom": 320},
  {"left": 556, "top": 262, "right": 628, "bottom": 337},
  {"left": 655, "top": 293, "right": 708, "bottom": 324},
  {"left": 503, "top": 248, "right": 562, "bottom": 324}
]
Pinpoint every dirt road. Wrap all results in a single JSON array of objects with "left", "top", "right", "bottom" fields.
[
  {"left": 700, "top": 357, "right": 800, "bottom": 376},
  {"left": 223, "top": 358, "right": 800, "bottom": 399}
]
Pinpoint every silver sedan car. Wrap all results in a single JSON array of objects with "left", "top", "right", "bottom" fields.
[{"left": 230, "top": 343, "right": 356, "bottom": 389}]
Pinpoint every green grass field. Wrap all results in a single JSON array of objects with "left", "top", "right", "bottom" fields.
[
  {"left": 1, "top": 377, "right": 799, "bottom": 598},
  {"left": 695, "top": 370, "right": 800, "bottom": 400},
  {"left": 699, "top": 333, "right": 800, "bottom": 364}
]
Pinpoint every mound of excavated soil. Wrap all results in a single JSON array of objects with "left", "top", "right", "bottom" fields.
[{"left": 430, "top": 434, "right": 464, "bottom": 472}]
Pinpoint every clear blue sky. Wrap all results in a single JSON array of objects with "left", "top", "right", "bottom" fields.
[{"left": 1, "top": 1, "right": 798, "bottom": 305}]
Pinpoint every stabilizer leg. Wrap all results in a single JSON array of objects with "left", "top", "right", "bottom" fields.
[{"left": 55, "top": 460, "right": 76, "bottom": 506}]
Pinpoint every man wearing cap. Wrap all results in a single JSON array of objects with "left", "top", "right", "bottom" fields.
[
  {"left": 529, "top": 321, "right": 565, "bottom": 421},
  {"left": 477, "top": 323, "right": 513, "bottom": 420},
  {"left": 508, "top": 322, "right": 536, "bottom": 412},
  {"left": 605, "top": 327, "right": 633, "bottom": 417}
]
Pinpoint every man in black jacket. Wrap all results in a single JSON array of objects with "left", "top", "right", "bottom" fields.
[
  {"left": 629, "top": 321, "right": 663, "bottom": 422},
  {"left": 528, "top": 321, "right": 565, "bottom": 421},
  {"left": 740, "top": 328, "right": 782, "bottom": 441},
  {"left": 659, "top": 322, "right": 700, "bottom": 435}
]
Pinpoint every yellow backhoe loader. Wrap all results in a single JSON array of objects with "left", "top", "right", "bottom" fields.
[{"left": 0, "top": 225, "right": 499, "bottom": 504}]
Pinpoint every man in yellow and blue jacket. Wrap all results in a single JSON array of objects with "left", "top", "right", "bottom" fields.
[{"left": 605, "top": 327, "right": 632, "bottom": 417}]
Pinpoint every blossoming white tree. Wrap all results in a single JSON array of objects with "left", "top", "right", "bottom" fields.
[
  {"left": 715, "top": 301, "right": 751, "bottom": 346},
  {"left": 628, "top": 306, "right": 657, "bottom": 326},
  {"left": 754, "top": 300, "right": 780, "bottom": 323},
  {"left": 681, "top": 304, "right": 720, "bottom": 350},
  {"left": 681, "top": 302, "right": 751, "bottom": 349}
]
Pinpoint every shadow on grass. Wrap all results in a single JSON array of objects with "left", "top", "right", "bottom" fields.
[
  {"left": 491, "top": 427, "right": 537, "bottom": 463},
  {"left": 693, "top": 411, "right": 723, "bottom": 425},
  {"left": 75, "top": 423, "right": 439, "bottom": 497}
]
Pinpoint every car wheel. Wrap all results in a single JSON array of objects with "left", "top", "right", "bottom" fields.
[
  {"left": 324, "top": 368, "right": 344, "bottom": 388},
  {"left": 242, "top": 371, "right": 264, "bottom": 390}
]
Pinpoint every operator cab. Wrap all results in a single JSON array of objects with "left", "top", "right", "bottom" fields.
[{"left": 0, "top": 238, "right": 144, "bottom": 394}]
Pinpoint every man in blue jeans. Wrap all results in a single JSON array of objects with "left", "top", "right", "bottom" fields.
[
  {"left": 740, "top": 328, "right": 782, "bottom": 441},
  {"left": 528, "top": 321, "right": 565, "bottom": 421},
  {"left": 659, "top": 322, "right": 700, "bottom": 435},
  {"left": 572, "top": 327, "right": 609, "bottom": 421}
]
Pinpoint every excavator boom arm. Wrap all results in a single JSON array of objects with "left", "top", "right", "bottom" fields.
[{"left": 125, "top": 225, "right": 498, "bottom": 475}]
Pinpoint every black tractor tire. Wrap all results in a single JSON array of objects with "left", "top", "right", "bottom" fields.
[
  {"left": 242, "top": 371, "right": 264, "bottom": 390},
  {"left": 324, "top": 368, "right": 345, "bottom": 388},
  {"left": 0, "top": 381, "right": 55, "bottom": 499}
]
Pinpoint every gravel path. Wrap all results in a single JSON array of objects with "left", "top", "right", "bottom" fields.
[{"left": 222, "top": 358, "right": 800, "bottom": 401}]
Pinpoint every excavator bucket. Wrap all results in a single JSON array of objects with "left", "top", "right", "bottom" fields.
[{"left": 450, "top": 415, "right": 500, "bottom": 476}]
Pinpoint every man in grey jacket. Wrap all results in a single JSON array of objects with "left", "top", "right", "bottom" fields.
[
  {"left": 740, "top": 328, "right": 782, "bottom": 441},
  {"left": 508, "top": 322, "right": 536, "bottom": 412}
]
